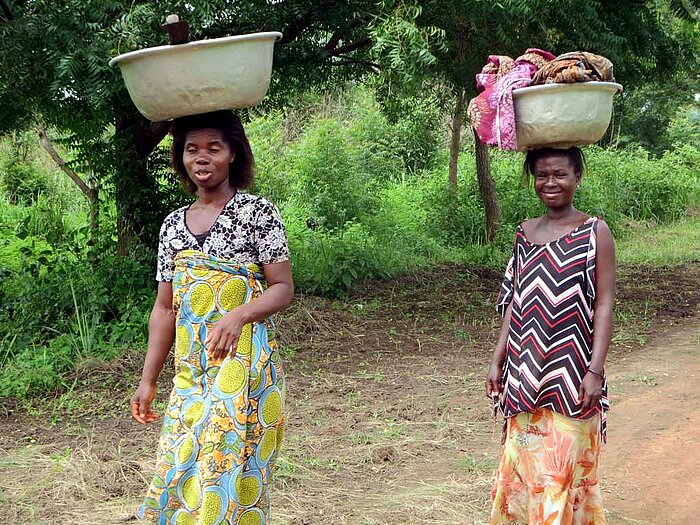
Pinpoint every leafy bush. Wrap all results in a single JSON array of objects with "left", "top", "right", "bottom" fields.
[
  {"left": 0, "top": 216, "right": 154, "bottom": 397},
  {"left": 285, "top": 118, "right": 382, "bottom": 230},
  {"left": 586, "top": 146, "right": 699, "bottom": 224},
  {"left": 287, "top": 217, "right": 391, "bottom": 296},
  {"left": 375, "top": 88, "right": 445, "bottom": 173},
  {"left": 247, "top": 114, "right": 292, "bottom": 205},
  {"left": 0, "top": 155, "right": 50, "bottom": 204}
]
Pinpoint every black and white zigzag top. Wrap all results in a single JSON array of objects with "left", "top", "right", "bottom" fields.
[{"left": 497, "top": 217, "right": 609, "bottom": 435}]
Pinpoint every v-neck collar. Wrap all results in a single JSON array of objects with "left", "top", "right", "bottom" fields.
[{"left": 183, "top": 192, "right": 237, "bottom": 243}]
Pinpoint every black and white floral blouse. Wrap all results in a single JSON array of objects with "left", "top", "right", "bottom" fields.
[{"left": 156, "top": 192, "right": 290, "bottom": 282}]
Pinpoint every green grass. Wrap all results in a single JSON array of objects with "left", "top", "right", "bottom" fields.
[{"left": 616, "top": 215, "right": 700, "bottom": 265}]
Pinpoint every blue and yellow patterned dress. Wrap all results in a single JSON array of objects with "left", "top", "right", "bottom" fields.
[{"left": 139, "top": 193, "right": 290, "bottom": 525}]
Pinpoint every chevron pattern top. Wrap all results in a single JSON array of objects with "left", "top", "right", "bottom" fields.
[{"left": 496, "top": 217, "right": 609, "bottom": 436}]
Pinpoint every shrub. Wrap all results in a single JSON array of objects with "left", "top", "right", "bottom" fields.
[
  {"left": 0, "top": 155, "right": 50, "bottom": 204},
  {"left": 382, "top": 93, "right": 445, "bottom": 174},
  {"left": 586, "top": 146, "right": 699, "bottom": 224},
  {"left": 287, "top": 216, "right": 392, "bottom": 296},
  {"left": 247, "top": 114, "right": 292, "bottom": 205},
  {"left": 287, "top": 119, "right": 380, "bottom": 230}
]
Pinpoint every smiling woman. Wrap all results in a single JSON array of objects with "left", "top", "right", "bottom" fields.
[
  {"left": 130, "top": 110, "right": 294, "bottom": 525},
  {"left": 527, "top": 146, "right": 585, "bottom": 213},
  {"left": 486, "top": 147, "right": 615, "bottom": 525}
]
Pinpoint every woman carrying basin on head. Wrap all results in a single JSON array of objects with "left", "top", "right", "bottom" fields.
[
  {"left": 130, "top": 110, "right": 293, "bottom": 524},
  {"left": 486, "top": 147, "right": 614, "bottom": 524}
]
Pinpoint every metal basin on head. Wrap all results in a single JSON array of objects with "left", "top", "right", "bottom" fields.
[
  {"left": 109, "top": 32, "right": 282, "bottom": 122},
  {"left": 513, "top": 81, "right": 623, "bottom": 151}
]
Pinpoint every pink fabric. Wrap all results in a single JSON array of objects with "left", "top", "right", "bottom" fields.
[{"left": 468, "top": 48, "right": 555, "bottom": 150}]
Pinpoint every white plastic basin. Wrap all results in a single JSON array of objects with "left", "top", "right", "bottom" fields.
[
  {"left": 513, "top": 81, "right": 623, "bottom": 151},
  {"left": 109, "top": 32, "right": 282, "bottom": 121}
]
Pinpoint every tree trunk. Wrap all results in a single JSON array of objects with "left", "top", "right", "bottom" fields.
[
  {"left": 448, "top": 89, "right": 466, "bottom": 190},
  {"left": 473, "top": 127, "right": 501, "bottom": 242},
  {"left": 37, "top": 124, "right": 97, "bottom": 201},
  {"left": 37, "top": 123, "right": 100, "bottom": 244},
  {"left": 88, "top": 182, "right": 99, "bottom": 241},
  {"left": 113, "top": 111, "right": 170, "bottom": 255}
]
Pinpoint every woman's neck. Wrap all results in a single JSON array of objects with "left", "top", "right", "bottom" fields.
[
  {"left": 545, "top": 205, "right": 579, "bottom": 222},
  {"left": 197, "top": 185, "right": 235, "bottom": 206}
]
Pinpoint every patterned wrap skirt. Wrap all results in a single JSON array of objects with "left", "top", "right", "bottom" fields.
[
  {"left": 490, "top": 408, "right": 606, "bottom": 525},
  {"left": 139, "top": 250, "right": 285, "bottom": 525}
]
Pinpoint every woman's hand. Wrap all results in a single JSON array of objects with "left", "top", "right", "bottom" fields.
[
  {"left": 579, "top": 372, "right": 604, "bottom": 411},
  {"left": 486, "top": 361, "right": 504, "bottom": 398},
  {"left": 205, "top": 307, "right": 247, "bottom": 361},
  {"left": 131, "top": 381, "right": 159, "bottom": 425},
  {"left": 132, "top": 281, "right": 174, "bottom": 425}
]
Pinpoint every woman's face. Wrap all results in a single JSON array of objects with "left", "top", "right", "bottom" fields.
[
  {"left": 183, "top": 128, "right": 234, "bottom": 191},
  {"left": 532, "top": 153, "right": 580, "bottom": 209}
]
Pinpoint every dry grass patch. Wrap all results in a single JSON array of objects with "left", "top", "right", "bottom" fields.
[{"left": 0, "top": 439, "right": 148, "bottom": 525}]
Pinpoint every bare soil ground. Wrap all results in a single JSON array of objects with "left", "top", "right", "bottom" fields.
[{"left": 1, "top": 262, "right": 699, "bottom": 525}]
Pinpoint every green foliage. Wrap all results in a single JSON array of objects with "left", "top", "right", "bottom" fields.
[
  {"left": 0, "top": 339, "right": 71, "bottom": 399},
  {"left": 288, "top": 118, "right": 381, "bottom": 229},
  {"left": 667, "top": 105, "right": 700, "bottom": 150},
  {"left": 370, "top": 1, "right": 446, "bottom": 82},
  {"left": 0, "top": 0, "right": 392, "bottom": 252},
  {"left": 613, "top": 78, "right": 700, "bottom": 155},
  {"left": 250, "top": 85, "right": 439, "bottom": 232},
  {"left": 247, "top": 114, "right": 290, "bottom": 205},
  {"left": 0, "top": 155, "right": 50, "bottom": 204},
  {"left": 585, "top": 146, "right": 700, "bottom": 223},
  {"left": 0, "top": 187, "right": 153, "bottom": 398},
  {"left": 287, "top": 218, "right": 392, "bottom": 296},
  {"left": 370, "top": 0, "right": 700, "bottom": 99},
  {"left": 2, "top": 85, "right": 700, "bottom": 397},
  {"left": 423, "top": 144, "right": 700, "bottom": 250},
  {"left": 373, "top": 86, "right": 445, "bottom": 173}
]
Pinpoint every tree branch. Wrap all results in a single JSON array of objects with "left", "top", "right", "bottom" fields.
[
  {"left": 279, "top": 1, "right": 338, "bottom": 45},
  {"left": 678, "top": 0, "right": 700, "bottom": 21},
  {"left": 134, "top": 117, "right": 170, "bottom": 160},
  {"left": 279, "top": 12, "right": 314, "bottom": 44},
  {"left": 325, "top": 37, "right": 372, "bottom": 57},
  {"left": 331, "top": 57, "right": 379, "bottom": 71},
  {"left": 323, "top": 16, "right": 365, "bottom": 51},
  {"left": 36, "top": 123, "right": 97, "bottom": 203},
  {"left": 0, "top": 0, "right": 12, "bottom": 22}
]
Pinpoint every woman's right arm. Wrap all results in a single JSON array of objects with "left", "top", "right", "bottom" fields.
[
  {"left": 486, "top": 302, "right": 512, "bottom": 397},
  {"left": 130, "top": 281, "right": 175, "bottom": 424}
]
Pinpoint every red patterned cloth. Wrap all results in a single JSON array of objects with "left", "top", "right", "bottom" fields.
[{"left": 467, "top": 48, "right": 555, "bottom": 150}]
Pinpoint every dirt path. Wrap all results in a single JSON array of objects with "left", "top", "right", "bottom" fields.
[
  {"left": 602, "top": 318, "right": 700, "bottom": 524},
  {"left": 1, "top": 263, "right": 699, "bottom": 524}
]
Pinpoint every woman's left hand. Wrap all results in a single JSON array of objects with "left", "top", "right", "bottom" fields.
[
  {"left": 579, "top": 372, "right": 604, "bottom": 411},
  {"left": 204, "top": 308, "right": 248, "bottom": 361}
]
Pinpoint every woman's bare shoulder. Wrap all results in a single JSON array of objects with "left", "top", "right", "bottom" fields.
[{"left": 520, "top": 217, "right": 542, "bottom": 236}]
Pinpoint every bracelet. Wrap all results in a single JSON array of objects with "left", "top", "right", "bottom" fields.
[{"left": 587, "top": 367, "right": 605, "bottom": 379}]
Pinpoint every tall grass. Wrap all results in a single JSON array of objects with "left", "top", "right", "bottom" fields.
[
  {"left": 70, "top": 281, "right": 100, "bottom": 358},
  {"left": 616, "top": 214, "right": 700, "bottom": 265}
]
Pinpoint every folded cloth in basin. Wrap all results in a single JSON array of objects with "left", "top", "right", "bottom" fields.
[
  {"left": 467, "top": 48, "right": 555, "bottom": 150},
  {"left": 532, "top": 51, "right": 614, "bottom": 85}
]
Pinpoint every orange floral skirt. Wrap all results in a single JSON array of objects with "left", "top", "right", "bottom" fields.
[{"left": 489, "top": 408, "right": 606, "bottom": 525}]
